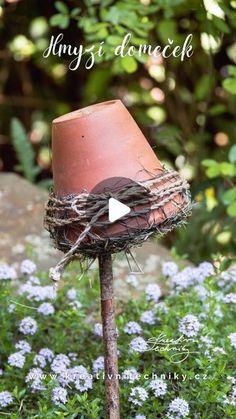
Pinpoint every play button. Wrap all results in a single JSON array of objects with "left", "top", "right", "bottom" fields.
[{"left": 108, "top": 197, "right": 131, "bottom": 223}]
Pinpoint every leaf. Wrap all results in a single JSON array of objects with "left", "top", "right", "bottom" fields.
[
  {"left": 201, "top": 159, "right": 217, "bottom": 167},
  {"left": 121, "top": 56, "right": 138, "bottom": 73},
  {"left": 50, "top": 14, "right": 69, "bottom": 28},
  {"left": 222, "top": 78, "right": 236, "bottom": 94},
  {"left": 212, "top": 16, "right": 230, "bottom": 34},
  {"left": 59, "top": 14, "right": 69, "bottom": 29},
  {"left": 101, "top": 0, "right": 114, "bottom": 6},
  {"left": 208, "top": 104, "right": 226, "bottom": 116},
  {"left": 55, "top": 1, "right": 69, "bottom": 14},
  {"left": 158, "top": 20, "right": 178, "bottom": 43},
  {"left": 227, "top": 65, "right": 236, "bottom": 78},
  {"left": 106, "top": 35, "right": 123, "bottom": 46},
  {"left": 229, "top": 144, "right": 236, "bottom": 163},
  {"left": 220, "top": 162, "right": 236, "bottom": 176},
  {"left": 50, "top": 14, "right": 63, "bottom": 26},
  {"left": 195, "top": 74, "right": 211, "bottom": 100},
  {"left": 222, "top": 188, "right": 236, "bottom": 205},
  {"left": 227, "top": 201, "right": 236, "bottom": 217},
  {"left": 206, "top": 166, "right": 221, "bottom": 178},
  {"left": 71, "top": 8, "right": 81, "bottom": 17},
  {"left": 10, "top": 118, "right": 41, "bottom": 183},
  {"left": 105, "top": 6, "right": 121, "bottom": 24}
]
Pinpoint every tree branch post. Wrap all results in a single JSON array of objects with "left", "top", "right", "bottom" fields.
[{"left": 98, "top": 253, "right": 120, "bottom": 419}]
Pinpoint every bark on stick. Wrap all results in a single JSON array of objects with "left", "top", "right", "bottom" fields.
[{"left": 98, "top": 253, "right": 120, "bottom": 419}]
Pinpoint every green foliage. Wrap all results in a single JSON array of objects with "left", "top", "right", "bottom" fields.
[
  {"left": 50, "top": 2, "right": 80, "bottom": 30},
  {"left": 202, "top": 147, "right": 236, "bottom": 218},
  {"left": 10, "top": 118, "right": 41, "bottom": 183},
  {"left": 222, "top": 66, "right": 236, "bottom": 95}
]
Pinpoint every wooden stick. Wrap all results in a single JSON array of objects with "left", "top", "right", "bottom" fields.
[{"left": 98, "top": 253, "right": 120, "bottom": 419}]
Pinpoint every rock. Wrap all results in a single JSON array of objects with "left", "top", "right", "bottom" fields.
[
  {"left": 0, "top": 173, "right": 179, "bottom": 299},
  {"left": 0, "top": 173, "right": 60, "bottom": 270}
]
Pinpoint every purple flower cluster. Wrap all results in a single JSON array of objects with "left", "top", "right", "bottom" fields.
[
  {"left": 0, "top": 263, "right": 17, "bottom": 280},
  {"left": 178, "top": 314, "right": 201, "bottom": 337},
  {"left": 124, "top": 321, "right": 142, "bottom": 335}
]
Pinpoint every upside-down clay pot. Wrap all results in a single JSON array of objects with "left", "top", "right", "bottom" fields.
[{"left": 52, "top": 100, "right": 184, "bottom": 238}]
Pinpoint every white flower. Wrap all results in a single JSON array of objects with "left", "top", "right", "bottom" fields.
[
  {"left": 7, "top": 303, "right": 16, "bottom": 313},
  {"left": 124, "top": 321, "right": 142, "bottom": 335},
  {"left": 57, "top": 371, "right": 71, "bottom": 387},
  {"left": 134, "top": 416, "right": 146, "bottom": 419},
  {"left": 51, "top": 387, "right": 67, "bottom": 406},
  {"left": 224, "top": 384, "right": 236, "bottom": 406},
  {"left": 0, "top": 369, "right": 3, "bottom": 376},
  {"left": 145, "top": 283, "right": 162, "bottom": 302},
  {"left": 155, "top": 301, "right": 168, "bottom": 313},
  {"left": 149, "top": 378, "right": 167, "bottom": 397},
  {"left": 26, "top": 367, "right": 44, "bottom": 382},
  {"left": 51, "top": 354, "right": 70, "bottom": 373},
  {"left": 140, "top": 310, "right": 156, "bottom": 325},
  {"left": 0, "top": 263, "right": 17, "bottom": 280},
  {"left": 28, "top": 275, "right": 40, "bottom": 285},
  {"left": 67, "top": 288, "right": 77, "bottom": 300},
  {"left": 19, "top": 317, "right": 38, "bottom": 335},
  {"left": 37, "top": 302, "right": 55, "bottom": 316},
  {"left": 171, "top": 267, "right": 199, "bottom": 290},
  {"left": 198, "top": 261, "right": 214, "bottom": 280},
  {"left": 26, "top": 367, "right": 43, "bottom": 383},
  {"left": 122, "top": 367, "right": 139, "bottom": 383},
  {"left": 39, "top": 348, "right": 54, "bottom": 363},
  {"left": 18, "top": 284, "right": 56, "bottom": 301},
  {"left": 223, "top": 293, "right": 236, "bottom": 304},
  {"left": 8, "top": 352, "right": 25, "bottom": 369},
  {"left": 167, "top": 397, "right": 189, "bottom": 418},
  {"left": 33, "top": 354, "right": 46, "bottom": 368},
  {"left": 15, "top": 340, "right": 31, "bottom": 354},
  {"left": 20, "top": 259, "right": 36, "bottom": 275},
  {"left": 199, "top": 335, "right": 213, "bottom": 348},
  {"left": 71, "top": 366, "right": 93, "bottom": 392},
  {"left": 128, "top": 386, "right": 148, "bottom": 406},
  {"left": 194, "top": 285, "right": 209, "bottom": 301},
  {"left": 93, "top": 323, "right": 103, "bottom": 337},
  {"left": 162, "top": 261, "right": 178, "bottom": 277},
  {"left": 69, "top": 300, "right": 82, "bottom": 310},
  {"left": 0, "top": 391, "right": 14, "bottom": 407},
  {"left": 213, "top": 347, "right": 226, "bottom": 355},
  {"left": 229, "top": 332, "right": 236, "bottom": 349},
  {"left": 220, "top": 267, "right": 236, "bottom": 288},
  {"left": 92, "top": 356, "right": 104, "bottom": 374},
  {"left": 178, "top": 314, "right": 201, "bottom": 337},
  {"left": 129, "top": 337, "right": 148, "bottom": 353},
  {"left": 26, "top": 367, "right": 46, "bottom": 391},
  {"left": 126, "top": 273, "right": 139, "bottom": 288},
  {"left": 68, "top": 352, "right": 77, "bottom": 361}
]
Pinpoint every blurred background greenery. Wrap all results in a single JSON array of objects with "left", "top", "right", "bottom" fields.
[{"left": 0, "top": 0, "right": 235, "bottom": 264}]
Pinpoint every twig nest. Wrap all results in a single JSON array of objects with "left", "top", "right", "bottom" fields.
[{"left": 45, "top": 170, "right": 191, "bottom": 266}]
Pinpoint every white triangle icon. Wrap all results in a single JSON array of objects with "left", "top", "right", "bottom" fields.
[{"left": 108, "top": 197, "right": 131, "bottom": 223}]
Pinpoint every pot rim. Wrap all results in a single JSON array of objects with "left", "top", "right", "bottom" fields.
[{"left": 53, "top": 99, "right": 121, "bottom": 125}]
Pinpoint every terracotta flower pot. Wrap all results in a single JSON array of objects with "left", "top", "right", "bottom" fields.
[
  {"left": 52, "top": 99, "right": 163, "bottom": 194},
  {"left": 51, "top": 100, "right": 187, "bottom": 242}
]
